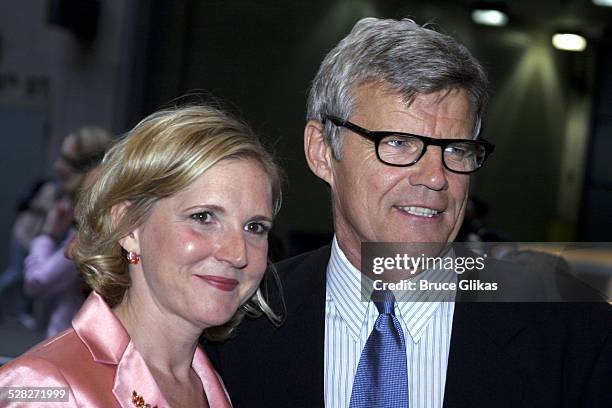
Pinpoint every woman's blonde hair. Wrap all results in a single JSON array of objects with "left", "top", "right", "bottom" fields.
[{"left": 73, "top": 105, "right": 283, "bottom": 340}]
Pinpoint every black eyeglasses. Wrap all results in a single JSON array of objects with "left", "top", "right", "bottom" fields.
[{"left": 323, "top": 115, "right": 495, "bottom": 174}]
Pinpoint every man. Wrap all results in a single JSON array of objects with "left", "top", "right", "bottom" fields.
[{"left": 207, "top": 18, "right": 612, "bottom": 407}]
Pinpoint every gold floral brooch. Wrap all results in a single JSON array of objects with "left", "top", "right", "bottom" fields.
[{"left": 131, "top": 390, "right": 158, "bottom": 408}]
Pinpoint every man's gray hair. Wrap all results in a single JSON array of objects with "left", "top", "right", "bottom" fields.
[{"left": 306, "top": 17, "right": 489, "bottom": 158}]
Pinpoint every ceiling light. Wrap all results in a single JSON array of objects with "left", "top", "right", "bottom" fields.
[
  {"left": 472, "top": 9, "right": 508, "bottom": 26},
  {"left": 552, "top": 33, "right": 587, "bottom": 52},
  {"left": 593, "top": 0, "right": 612, "bottom": 7}
]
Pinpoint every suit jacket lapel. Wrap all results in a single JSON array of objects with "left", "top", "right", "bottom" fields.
[{"left": 270, "top": 245, "right": 329, "bottom": 405}]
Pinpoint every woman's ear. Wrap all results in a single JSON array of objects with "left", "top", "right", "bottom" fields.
[{"left": 111, "top": 202, "right": 141, "bottom": 254}]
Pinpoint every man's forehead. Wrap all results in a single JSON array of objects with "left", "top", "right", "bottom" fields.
[
  {"left": 350, "top": 83, "right": 476, "bottom": 133},
  {"left": 353, "top": 82, "right": 473, "bottom": 112},
  {"left": 406, "top": 90, "right": 475, "bottom": 121}
]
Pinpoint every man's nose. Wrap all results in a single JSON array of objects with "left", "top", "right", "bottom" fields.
[
  {"left": 408, "top": 146, "right": 449, "bottom": 191},
  {"left": 215, "top": 229, "right": 248, "bottom": 269}
]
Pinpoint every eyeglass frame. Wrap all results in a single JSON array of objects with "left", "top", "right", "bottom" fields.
[{"left": 322, "top": 115, "right": 495, "bottom": 174}]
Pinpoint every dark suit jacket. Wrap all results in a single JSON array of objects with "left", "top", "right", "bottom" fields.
[{"left": 207, "top": 245, "right": 612, "bottom": 407}]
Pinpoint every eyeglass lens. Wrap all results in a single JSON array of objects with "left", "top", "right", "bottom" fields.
[{"left": 378, "top": 134, "right": 486, "bottom": 172}]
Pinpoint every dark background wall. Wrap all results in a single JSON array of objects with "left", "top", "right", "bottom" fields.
[
  {"left": 138, "top": 0, "right": 612, "bottom": 244},
  {"left": 582, "top": 28, "right": 612, "bottom": 240}
]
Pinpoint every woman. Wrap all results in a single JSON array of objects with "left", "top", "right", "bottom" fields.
[{"left": 0, "top": 105, "right": 283, "bottom": 407}]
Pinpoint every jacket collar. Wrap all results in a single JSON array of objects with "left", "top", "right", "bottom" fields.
[
  {"left": 73, "top": 292, "right": 231, "bottom": 408},
  {"left": 72, "top": 291, "right": 130, "bottom": 365}
]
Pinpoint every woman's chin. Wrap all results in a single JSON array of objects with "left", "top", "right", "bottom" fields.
[{"left": 193, "top": 306, "right": 241, "bottom": 330}]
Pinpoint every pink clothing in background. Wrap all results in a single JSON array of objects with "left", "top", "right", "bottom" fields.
[
  {"left": 24, "top": 230, "right": 82, "bottom": 337},
  {"left": 0, "top": 292, "right": 232, "bottom": 408}
]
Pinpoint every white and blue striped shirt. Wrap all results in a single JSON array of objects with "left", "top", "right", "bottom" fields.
[{"left": 324, "top": 237, "right": 456, "bottom": 408}]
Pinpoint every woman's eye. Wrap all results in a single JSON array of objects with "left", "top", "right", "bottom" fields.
[
  {"left": 245, "top": 222, "right": 270, "bottom": 235},
  {"left": 191, "top": 211, "right": 213, "bottom": 224}
]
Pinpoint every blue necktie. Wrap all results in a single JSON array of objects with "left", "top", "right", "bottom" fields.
[{"left": 349, "top": 291, "right": 409, "bottom": 408}]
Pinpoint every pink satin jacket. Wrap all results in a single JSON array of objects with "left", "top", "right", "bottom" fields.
[{"left": 0, "top": 292, "right": 232, "bottom": 408}]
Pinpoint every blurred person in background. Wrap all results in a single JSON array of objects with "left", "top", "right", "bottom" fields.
[
  {"left": 23, "top": 126, "right": 111, "bottom": 336},
  {"left": 0, "top": 105, "right": 283, "bottom": 407},
  {"left": 0, "top": 181, "right": 57, "bottom": 329}
]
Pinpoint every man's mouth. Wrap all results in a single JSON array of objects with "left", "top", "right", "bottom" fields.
[{"left": 395, "top": 205, "right": 443, "bottom": 218}]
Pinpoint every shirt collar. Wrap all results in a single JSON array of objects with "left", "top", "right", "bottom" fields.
[
  {"left": 327, "top": 237, "right": 456, "bottom": 343},
  {"left": 396, "top": 268, "right": 455, "bottom": 342},
  {"left": 326, "top": 236, "right": 368, "bottom": 340}
]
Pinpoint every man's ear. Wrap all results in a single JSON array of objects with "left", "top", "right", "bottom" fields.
[
  {"left": 111, "top": 202, "right": 141, "bottom": 255},
  {"left": 304, "top": 120, "right": 335, "bottom": 185}
]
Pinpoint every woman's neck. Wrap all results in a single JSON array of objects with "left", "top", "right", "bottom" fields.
[{"left": 112, "top": 288, "right": 202, "bottom": 380}]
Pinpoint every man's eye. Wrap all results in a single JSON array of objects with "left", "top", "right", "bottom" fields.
[
  {"left": 446, "top": 145, "right": 472, "bottom": 159},
  {"left": 245, "top": 222, "right": 270, "bottom": 235},
  {"left": 191, "top": 212, "right": 213, "bottom": 224},
  {"left": 383, "top": 136, "right": 419, "bottom": 150},
  {"left": 386, "top": 138, "right": 407, "bottom": 147}
]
